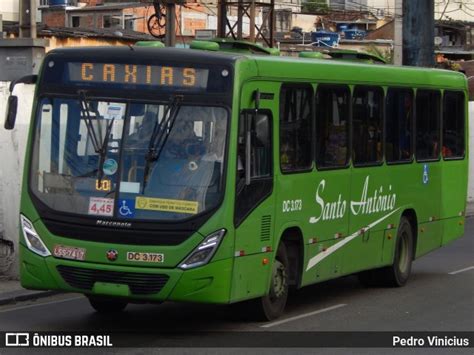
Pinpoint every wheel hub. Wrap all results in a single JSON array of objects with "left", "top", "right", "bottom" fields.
[{"left": 271, "top": 260, "right": 287, "bottom": 299}]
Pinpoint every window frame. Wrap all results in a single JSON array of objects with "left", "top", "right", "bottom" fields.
[
  {"left": 384, "top": 86, "right": 415, "bottom": 166},
  {"left": 314, "top": 83, "right": 352, "bottom": 171},
  {"left": 237, "top": 108, "right": 274, "bottom": 182},
  {"left": 234, "top": 108, "right": 274, "bottom": 227},
  {"left": 352, "top": 85, "right": 385, "bottom": 168},
  {"left": 415, "top": 88, "right": 442, "bottom": 163},
  {"left": 279, "top": 82, "right": 315, "bottom": 175},
  {"left": 442, "top": 90, "right": 466, "bottom": 161}
]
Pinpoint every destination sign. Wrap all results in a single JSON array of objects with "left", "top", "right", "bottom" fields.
[{"left": 67, "top": 63, "right": 209, "bottom": 90}]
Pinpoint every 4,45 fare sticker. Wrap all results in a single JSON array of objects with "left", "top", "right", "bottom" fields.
[{"left": 88, "top": 197, "right": 114, "bottom": 216}]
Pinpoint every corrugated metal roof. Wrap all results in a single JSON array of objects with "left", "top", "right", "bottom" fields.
[{"left": 40, "top": 26, "right": 155, "bottom": 41}]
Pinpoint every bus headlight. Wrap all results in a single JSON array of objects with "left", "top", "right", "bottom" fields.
[
  {"left": 179, "top": 229, "right": 226, "bottom": 270},
  {"left": 20, "top": 215, "right": 51, "bottom": 257}
]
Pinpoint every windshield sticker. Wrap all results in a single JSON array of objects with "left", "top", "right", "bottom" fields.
[
  {"left": 88, "top": 197, "right": 114, "bottom": 216},
  {"left": 135, "top": 196, "right": 198, "bottom": 214},
  {"left": 53, "top": 245, "right": 86, "bottom": 261},
  {"left": 118, "top": 199, "right": 135, "bottom": 218},
  {"left": 103, "top": 159, "right": 118, "bottom": 176},
  {"left": 119, "top": 182, "right": 140, "bottom": 194},
  {"left": 98, "top": 102, "right": 125, "bottom": 120}
]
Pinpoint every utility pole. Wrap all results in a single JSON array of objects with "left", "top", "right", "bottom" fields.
[
  {"left": 393, "top": 0, "right": 403, "bottom": 65},
  {"left": 403, "top": 0, "right": 435, "bottom": 66},
  {"left": 164, "top": 0, "right": 177, "bottom": 47},
  {"left": 249, "top": 0, "right": 255, "bottom": 42},
  {"left": 19, "top": 0, "right": 36, "bottom": 38}
]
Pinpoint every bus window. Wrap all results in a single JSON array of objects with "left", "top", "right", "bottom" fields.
[
  {"left": 279, "top": 84, "right": 313, "bottom": 172},
  {"left": 416, "top": 90, "right": 440, "bottom": 161},
  {"left": 235, "top": 110, "right": 273, "bottom": 225},
  {"left": 315, "top": 85, "right": 350, "bottom": 168},
  {"left": 442, "top": 91, "right": 465, "bottom": 159},
  {"left": 352, "top": 86, "right": 383, "bottom": 165},
  {"left": 385, "top": 88, "right": 413, "bottom": 163},
  {"left": 237, "top": 110, "right": 272, "bottom": 182}
]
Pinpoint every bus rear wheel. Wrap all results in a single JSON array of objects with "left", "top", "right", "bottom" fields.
[
  {"left": 359, "top": 216, "right": 413, "bottom": 287},
  {"left": 254, "top": 242, "right": 289, "bottom": 321},
  {"left": 88, "top": 296, "right": 128, "bottom": 313}
]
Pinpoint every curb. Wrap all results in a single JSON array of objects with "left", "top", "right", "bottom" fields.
[{"left": 0, "top": 289, "right": 59, "bottom": 306}]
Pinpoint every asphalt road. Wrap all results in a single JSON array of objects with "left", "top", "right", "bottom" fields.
[{"left": 0, "top": 218, "right": 473, "bottom": 353}]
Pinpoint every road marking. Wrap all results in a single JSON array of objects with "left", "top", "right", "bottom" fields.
[
  {"left": 448, "top": 266, "right": 474, "bottom": 275},
  {"left": 0, "top": 296, "right": 84, "bottom": 314},
  {"left": 260, "top": 303, "right": 347, "bottom": 328}
]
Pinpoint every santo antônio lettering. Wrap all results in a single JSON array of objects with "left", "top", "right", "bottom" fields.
[
  {"left": 309, "top": 176, "right": 397, "bottom": 224},
  {"left": 68, "top": 62, "right": 209, "bottom": 89}
]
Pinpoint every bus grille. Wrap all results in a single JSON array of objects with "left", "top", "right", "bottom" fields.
[{"left": 57, "top": 265, "right": 169, "bottom": 295}]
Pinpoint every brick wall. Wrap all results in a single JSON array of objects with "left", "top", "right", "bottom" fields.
[
  {"left": 42, "top": 9, "right": 66, "bottom": 27},
  {"left": 81, "top": 0, "right": 103, "bottom": 6}
]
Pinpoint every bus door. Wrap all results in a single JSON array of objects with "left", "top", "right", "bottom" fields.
[
  {"left": 346, "top": 86, "right": 386, "bottom": 273},
  {"left": 304, "top": 84, "right": 352, "bottom": 283},
  {"left": 231, "top": 82, "right": 278, "bottom": 301}
]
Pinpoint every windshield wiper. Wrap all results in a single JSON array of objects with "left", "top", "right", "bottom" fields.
[
  {"left": 142, "top": 95, "right": 182, "bottom": 193},
  {"left": 78, "top": 90, "right": 115, "bottom": 183}
]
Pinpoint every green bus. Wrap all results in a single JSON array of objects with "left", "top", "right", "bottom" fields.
[{"left": 4, "top": 41, "right": 468, "bottom": 320}]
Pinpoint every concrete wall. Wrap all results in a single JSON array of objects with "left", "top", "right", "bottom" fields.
[{"left": 0, "top": 82, "right": 34, "bottom": 278}]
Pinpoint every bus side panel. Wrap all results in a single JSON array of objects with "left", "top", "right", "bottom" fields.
[
  {"left": 440, "top": 159, "right": 467, "bottom": 245},
  {"left": 416, "top": 220, "right": 443, "bottom": 258},
  {"left": 299, "top": 169, "right": 351, "bottom": 286},
  {"left": 303, "top": 239, "right": 341, "bottom": 284},
  {"left": 346, "top": 167, "right": 390, "bottom": 273},
  {"left": 412, "top": 162, "right": 443, "bottom": 258}
]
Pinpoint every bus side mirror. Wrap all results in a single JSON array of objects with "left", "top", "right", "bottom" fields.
[
  {"left": 4, "top": 95, "right": 18, "bottom": 130},
  {"left": 4, "top": 74, "right": 38, "bottom": 130}
]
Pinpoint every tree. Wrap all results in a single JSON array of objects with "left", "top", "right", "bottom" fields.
[{"left": 302, "top": 0, "right": 329, "bottom": 14}]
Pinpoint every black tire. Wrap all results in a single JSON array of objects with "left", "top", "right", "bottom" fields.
[
  {"left": 88, "top": 296, "right": 128, "bottom": 313},
  {"left": 247, "top": 242, "right": 289, "bottom": 321},
  {"left": 358, "top": 216, "right": 413, "bottom": 287}
]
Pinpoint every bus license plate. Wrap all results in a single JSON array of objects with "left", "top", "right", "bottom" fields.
[
  {"left": 126, "top": 252, "right": 164, "bottom": 263},
  {"left": 53, "top": 245, "right": 86, "bottom": 261}
]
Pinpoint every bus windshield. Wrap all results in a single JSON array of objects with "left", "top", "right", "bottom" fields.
[{"left": 30, "top": 97, "right": 228, "bottom": 221}]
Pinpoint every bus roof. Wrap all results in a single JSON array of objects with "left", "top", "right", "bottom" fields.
[
  {"left": 245, "top": 55, "right": 467, "bottom": 90},
  {"left": 46, "top": 46, "right": 467, "bottom": 90},
  {"left": 46, "top": 46, "right": 243, "bottom": 67}
]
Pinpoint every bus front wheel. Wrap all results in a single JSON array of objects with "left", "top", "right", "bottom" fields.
[
  {"left": 255, "top": 242, "right": 289, "bottom": 321},
  {"left": 359, "top": 216, "right": 413, "bottom": 287},
  {"left": 88, "top": 296, "right": 128, "bottom": 313}
]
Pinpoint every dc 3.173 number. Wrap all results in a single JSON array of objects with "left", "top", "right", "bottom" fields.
[{"left": 282, "top": 199, "right": 303, "bottom": 213}]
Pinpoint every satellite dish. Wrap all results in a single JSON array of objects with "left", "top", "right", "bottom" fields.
[{"left": 434, "top": 36, "right": 443, "bottom": 46}]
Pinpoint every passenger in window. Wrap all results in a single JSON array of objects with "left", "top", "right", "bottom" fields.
[
  {"left": 442, "top": 145, "right": 453, "bottom": 158},
  {"left": 281, "top": 141, "right": 294, "bottom": 170},
  {"left": 400, "top": 95, "right": 413, "bottom": 159},
  {"left": 128, "top": 111, "right": 157, "bottom": 148}
]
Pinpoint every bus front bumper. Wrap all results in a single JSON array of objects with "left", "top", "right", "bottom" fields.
[{"left": 20, "top": 244, "right": 233, "bottom": 304}]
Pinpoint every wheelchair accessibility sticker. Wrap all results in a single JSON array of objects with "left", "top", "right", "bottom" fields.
[
  {"left": 118, "top": 199, "right": 135, "bottom": 217},
  {"left": 423, "top": 164, "right": 429, "bottom": 185}
]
